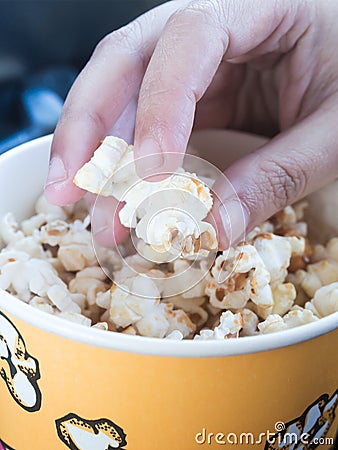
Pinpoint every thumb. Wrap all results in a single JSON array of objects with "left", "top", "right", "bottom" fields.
[{"left": 211, "top": 102, "right": 338, "bottom": 249}]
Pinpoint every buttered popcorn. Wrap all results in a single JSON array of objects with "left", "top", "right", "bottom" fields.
[
  {"left": 0, "top": 154, "right": 337, "bottom": 339},
  {"left": 74, "top": 136, "right": 217, "bottom": 259}
]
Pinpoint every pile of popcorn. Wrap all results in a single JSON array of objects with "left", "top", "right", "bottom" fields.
[{"left": 0, "top": 136, "right": 337, "bottom": 340}]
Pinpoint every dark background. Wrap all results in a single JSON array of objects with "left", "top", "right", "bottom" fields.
[
  {"left": 0, "top": 0, "right": 165, "bottom": 75},
  {"left": 0, "top": 0, "right": 166, "bottom": 146}
]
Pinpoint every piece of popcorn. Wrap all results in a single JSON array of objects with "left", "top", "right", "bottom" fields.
[
  {"left": 164, "top": 295, "right": 208, "bottom": 328},
  {"left": 108, "top": 274, "right": 195, "bottom": 338},
  {"left": 131, "top": 173, "right": 216, "bottom": 258},
  {"left": 165, "top": 330, "right": 184, "bottom": 340},
  {"left": 271, "top": 203, "right": 308, "bottom": 236},
  {"left": 92, "top": 322, "right": 109, "bottom": 331},
  {"left": 239, "top": 309, "right": 259, "bottom": 336},
  {"left": 254, "top": 282, "right": 296, "bottom": 319},
  {"left": 97, "top": 312, "right": 117, "bottom": 331},
  {"left": 39, "top": 216, "right": 97, "bottom": 271},
  {"left": 6, "top": 234, "right": 49, "bottom": 259},
  {"left": 287, "top": 236, "right": 312, "bottom": 272},
  {"left": 39, "top": 219, "right": 70, "bottom": 246},
  {"left": 161, "top": 259, "right": 207, "bottom": 299},
  {"left": 246, "top": 221, "right": 274, "bottom": 241},
  {"left": 0, "top": 249, "right": 30, "bottom": 267},
  {"left": 21, "top": 213, "right": 50, "bottom": 236},
  {"left": 69, "top": 266, "right": 109, "bottom": 305},
  {"left": 258, "top": 307, "right": 318, "bottom": 334},
  {"left": 136, "top": 239, "right": 175, "bottom": 264},
  {"left": 258, "top": 314, "right": 288, "bottom": 334},
  {"left": 0, "top": 252, "right": 35, "bottom": 301},
  {"left": 205, "top": 244, "right": 273, "bottom": 310},
  {"left": 271, "top": 282, "right": 296, "bottom": 315},
  {"left": 293, "top": 201, "right": 308, "bottom": 221},
  {"left": 109, "top": 280, "right": 156, "bottom": 328},
  {"left": 253, "top": 233, "right": 305, "bottom": 284},
  {"left": 272, "top": 205, "right": 297, "bottom": 227},
  {"left": 46, "top": 285, "right": 84, "bottom": 313},
  {"left": 128, "top": 302, "right": 193, "bottom": 338},
  {"left": 136, "top": 209, "right": 216, "bottom": 259},
  {"left": 194, "top": 311, "right": 243, "bottom": 340},
  {"left": 305, "top": 282, "right": 338, "bottom": 317},
  {"left": 96, "top": 289, "right": 111, "bottom": 310},
  {"left": 35, "top": 194, "right": 68, "bottom": 220},
  {"left": 283, "top": 308, "right": 319, "bottom": 328},
  {"left": 121, "top": 325, "right": 137, "bottom": 335},
  {"left": 73, "top": 136, "right": 135, "bottom": 196},
  {"left": 0, "top": 213, "right": 24, "bottom": 245},
  {"left": 312, "top": 238, "right": 338, "bottom": 264},
  {"left": 39, "top": 215, "right": 121, "bottom": 272},
  {"left": 74, "top": 136, "right": 217, "bottom": 259},
  {"left": 29, "top": 296, "right": 55, "bottom": 314},
  {"left": 113, "top": 253, "right": 156, "bottom": 284},
  {"left": 296, "top": 260, "right": 338, "bottom": 298},
  {"left": 0, "top": 254, "right": 83, "bottom": 312},
  {"left": 286, "top": 272, "right": 310, "bottom": 306},
  {"left": 20, "top": 193, "right": 71, "bottom": 237},
  {"left": 311, "top": 244, "right": 327, "bottom": 263}
]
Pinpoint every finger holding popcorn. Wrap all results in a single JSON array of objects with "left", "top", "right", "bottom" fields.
[
  {"left": 44, "top": 0, "right": 189, "bottom": 206},
  {"left": 74, "top": 136, "right": 218, "bottom": 260}
]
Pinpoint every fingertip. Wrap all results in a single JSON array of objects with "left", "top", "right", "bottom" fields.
[
  {"left": 45, "top": 115, "right": 102, "bottom": 206},
  {"left": 44, "top": 179, "right": 85, "bottom": 206},
  {"left": 209, "top": 197, "right": 248, "bottom": 250},
  {"left": 207, "top": 213, "right": 230, "bottom": 251},
  {"left": 90, "top": 196, "right": 129, "bottom": 248}
]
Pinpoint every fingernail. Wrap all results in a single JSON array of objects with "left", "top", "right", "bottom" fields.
[
  {"left": 136, "top": 138, "right": 164, "bottom": 177},
  {"left": 45, "top": 157, "right": 67, "bottom": 187},
  {"left": 219, "top": 199, "right": 249, "bottom": 246}
]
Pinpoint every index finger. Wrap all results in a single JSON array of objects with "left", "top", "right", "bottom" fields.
[{"left": 44, "top": 0, "right": 185, "bottom": 206}]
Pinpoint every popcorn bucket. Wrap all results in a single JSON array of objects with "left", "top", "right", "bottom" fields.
[{"left": 0, "top": 131, "right": 337, "bottom": 450}]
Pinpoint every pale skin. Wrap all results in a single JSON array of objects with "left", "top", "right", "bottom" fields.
[{"left": 44, "top": 0, "right": 338, "bottom": 249}]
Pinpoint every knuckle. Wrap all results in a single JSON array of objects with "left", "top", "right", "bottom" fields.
[
  {"left": 93, "top": 19, "right": 145, "bottom": 58},
  {"left": 169, "top": 0, "right": 230, "bottom": 51},
  {"left": 186, "top": 0, "right": 224, "bottom": 17},
  {"left": 168, "top": 1, "right": 219, "bottom": 29}
]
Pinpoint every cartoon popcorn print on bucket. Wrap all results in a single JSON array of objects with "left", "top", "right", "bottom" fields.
[
  {"left": 0, "top": 440, "right": 15, "bottom": 450},
  {"left": 0, "top": 311, "right": 41, "bottom": 412},
  {"left": 55, "top": 413, "right": 127, "bottom": 450},
  {"left": 265, "top": 389, "right": 338, "bottom": 449}
]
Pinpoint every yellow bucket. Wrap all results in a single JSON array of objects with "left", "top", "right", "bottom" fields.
[{"left": 0, "top": 131, "right": 337, "bottom": 450}]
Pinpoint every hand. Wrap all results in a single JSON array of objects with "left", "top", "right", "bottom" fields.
[{"left": 44, "top": 0, "right": 338, "bottom": 249}]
